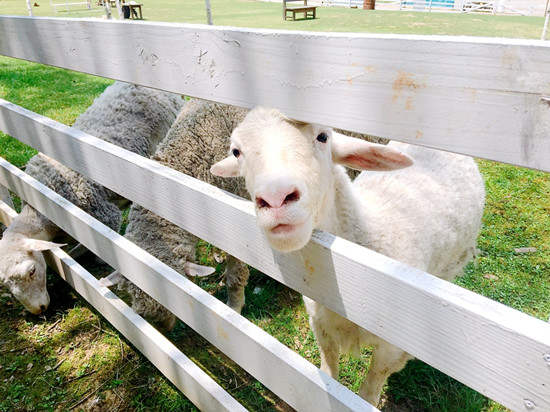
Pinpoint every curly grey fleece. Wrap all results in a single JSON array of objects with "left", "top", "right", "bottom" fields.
[
  {"left": 116, "top": 99, "right": 390, "bottom": 329},
  {"left": 19, "top": 81, "right": 183, "bottom": 239},
  {"left": 118, "top": 99, "right": 250, "bottom": 330}
]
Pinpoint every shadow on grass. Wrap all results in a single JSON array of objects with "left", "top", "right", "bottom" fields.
[
  {"left": 384, "top": 360, "right": 493, "bottom": 412},
  {"left": 0, "top": 249, "right": 298, "bottom": 411}
]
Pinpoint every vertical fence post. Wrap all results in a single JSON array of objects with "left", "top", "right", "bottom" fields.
[
  {"left": 543, "top": 0, "right": 550, "bottom": 40},
  {"left": 104, "top": 0, "right": 112, "bottom": 19},
  {"left": 205, "top": 0, "right": 213, "bottom": 25},
  {"left": 25, "top": 0, "right": 33, "bottom": 16},
  {"left": 115, "top": 0, "right": 123, "bottom": 19}
]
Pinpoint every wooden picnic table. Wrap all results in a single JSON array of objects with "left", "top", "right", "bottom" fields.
[{"left": 283, "top": 0, "right": 317, "bottom": 21}]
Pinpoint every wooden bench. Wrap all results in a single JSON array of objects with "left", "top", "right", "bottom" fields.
[
  {"left": 127, "top": 3, "right": 143, "bottom": 19},
  {"left": 283, "top": 0, "right": 317, "bottom": 21}
]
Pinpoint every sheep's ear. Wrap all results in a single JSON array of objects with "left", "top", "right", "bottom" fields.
[
  {"left": 183, "top": 262, "right": 216, "bottom": 277},
  {"left": 210, "top": 156, "right": 240, "bottom": 177},
  {"left": 331, "top": 132, "right": 413, "bottom": 171},
  {"left": 21, "top": 239, "right": 66, "bottom": 252}
]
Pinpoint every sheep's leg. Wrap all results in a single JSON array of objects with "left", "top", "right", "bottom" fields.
[
  {"left": 160, "top": 312, "right": 177, "bottom": 333},
  {"left": 224, "top": 255, "right": 249, "bottom": 313},
  {"left": 358, "top": 342, "right": 412, "bottom": 406},
  {"left": 123, "top": 280, "right": 177, "bottom": 333},
  {"left": 318, "top": 335, "right": 340, "bottom": 378}
]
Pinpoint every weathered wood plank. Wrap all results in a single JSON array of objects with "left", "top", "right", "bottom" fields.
[
  {"left": 0, "top": 201, "right": 247, "bottom": 412},
  {"left": 0, "top": 16, "right": 550, "bottom": 170},
  {"left": 0, "top": 157, "right": 374, "bottom": 412},
  {"left": 0, "top": 100, "right": 548, "bottom": 411}
]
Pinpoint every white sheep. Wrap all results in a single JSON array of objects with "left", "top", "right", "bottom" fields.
[
  {"left": 0, "top": 82, "right": 183, "bottom": 314},
  {"left": 100, "top": 99, "right": 394, "bottom": 330},
  {"left": 100, "top": 98, "right": 251, "bottom": 330},
  {"left": 211, "top": 107, "right": 485, "bottom": 406}
]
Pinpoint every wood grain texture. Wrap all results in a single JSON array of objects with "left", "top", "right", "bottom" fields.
[
  {"left": 0, "top": 158, "right": 374, "bottom": 412},
  {"left": 0, "top": 201, "right": 247, "bottom": 412},
  {"left": 0, "top": 100, "right": 548, "bottom": 411},
  {"left": 1, "top": 16, "right": 550, "bottom": 170}
]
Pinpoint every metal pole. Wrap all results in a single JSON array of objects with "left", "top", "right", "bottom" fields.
[
  {"left": 543, "top": 0, "right": 550, "bottom": 40},
  {"left": 428, "top": 0, "right": 433, "bottom": 12},
  {"left": 25, "top": 0, "right": 33, "bottom": 16},
  {"left": 115, "top": 0, "right": 123, "bottom": 19},
  {"left": 104, "top": 0, "right": 112, "bottom": 19},
  {"left": 205, "top": 0, "right": 213, "bottom": 25}
]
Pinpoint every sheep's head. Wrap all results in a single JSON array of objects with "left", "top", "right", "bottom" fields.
[
  {"left": 211, "top": 107, "right": 413, "bottom": 253},
  {"left": 0, "top": 233, "right": 62, "bottom": 314}
]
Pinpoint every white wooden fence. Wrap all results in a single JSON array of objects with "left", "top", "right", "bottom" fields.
[{"left": 0, "top": 16, "right": 549, "bottom": 412}]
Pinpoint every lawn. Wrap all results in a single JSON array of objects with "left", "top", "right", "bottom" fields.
[
  {"left": 0, "top": 1, "right": 549, "bottom": 411},
  {"left": 0, "top": 0, "right": 546, "bottom": 37}
]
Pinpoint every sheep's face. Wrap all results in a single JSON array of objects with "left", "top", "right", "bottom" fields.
[
  {"left": 0, "top": 234, "right": 61, "bottom": 314},
  {"left": 211, "top": 107, "right": 413, "bottom": 253}
]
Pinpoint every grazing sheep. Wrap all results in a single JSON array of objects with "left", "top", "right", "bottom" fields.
[
  {"left": 0, "top": 82, "right": 183, "bottom": 315},
  {"left": 211, "top": 107, "right": 485, "bottom": 406},
  {"left": 101, "top": 99, "right": 250, "bottom": 331}
]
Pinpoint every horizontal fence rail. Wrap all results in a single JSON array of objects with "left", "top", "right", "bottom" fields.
[
  {"left": 1, "top": 16, "right": 550, "bottom": 171},
  {"left": 1, "top": 100, "right": 549, "bottom": 411},
  {"left": 0, "top": 158, "right": 373, "bottom": 412},
  {"left": 0, "top": 200, "right": 247, "bottom": 412}
]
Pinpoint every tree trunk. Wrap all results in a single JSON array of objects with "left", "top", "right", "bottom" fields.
[{"left": 363, "top": 0, "right": 375, "bottom": 9}]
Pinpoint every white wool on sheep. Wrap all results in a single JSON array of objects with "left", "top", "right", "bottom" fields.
[{"left": 211, "top": 107, "right": 485, "bottom": 406}]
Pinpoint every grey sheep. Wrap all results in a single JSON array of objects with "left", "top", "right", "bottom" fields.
[
  {"left": 0, "top": 81, "right": 183, "bottom": 314},
  {"left": 101, "top": 98, "right": 249, "bottom": 331},
  {"left": 101, "top": 99, "right": 387, "bottom": 331}
]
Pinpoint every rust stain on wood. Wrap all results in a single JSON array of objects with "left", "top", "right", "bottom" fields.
[
  {"left": 303, "top": 258, "right": 315, "bottom": 283},
  {"left": 416, "top": 130, "right": 423, "bottom": 139},
  {"left": 217, "top": 325, "right": 229, "bottom": 340},
  {"left": 392, "top": 71, "right": 424, "bottom": 108}
]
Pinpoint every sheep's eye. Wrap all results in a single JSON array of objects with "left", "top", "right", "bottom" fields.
[
  {"left": 316, "top": 132, "right": 328, "bottom": 143},
  {"left": 28, "top": 267, "right": 36, "bottom": 278},
  {"left": 232, "top": 148, "right": 241, "bottom": 158}
]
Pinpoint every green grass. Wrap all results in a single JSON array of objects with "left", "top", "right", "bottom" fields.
[
  {"left": 0, "top": 0, "right": 546, "bottom": 38},
  {"left": 0, "top": 56, "right": 113, "bottom": 167},
  {"left": 0, "top": 1, "right": 549, "bottom": 411}
]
